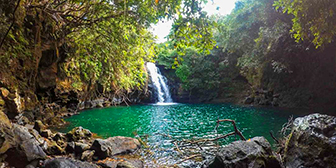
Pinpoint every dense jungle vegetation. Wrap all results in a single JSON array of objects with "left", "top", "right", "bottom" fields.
[
  {"left": 156, "top": 0, "right": 336, "bottom": 109},
  {"left": 0, "top": 0, "right": 336, "bottom": 110}
]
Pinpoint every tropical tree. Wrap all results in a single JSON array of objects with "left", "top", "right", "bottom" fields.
[
  {"left": 274, "top": 0, "right": 336, "bottom": 48},
  {"left": 0, "top": 0, "right": 217, "bottom": 100}
]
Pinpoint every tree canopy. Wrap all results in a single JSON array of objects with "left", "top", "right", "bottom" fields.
[
  {"left": 274, "top": 0, "right": 336, "bottom": 48},
  {"left": 0, "top": 0, "right": 216, "bottom": 99}
]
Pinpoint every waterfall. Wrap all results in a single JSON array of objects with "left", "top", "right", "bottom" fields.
[{"left": 146, "top": 62, "right": 173, "bottom": 103}]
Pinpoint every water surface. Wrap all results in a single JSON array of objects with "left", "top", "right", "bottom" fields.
[
  {"left": 60, "top": 103, "right": 299, "bottom": 166},
  {"left": 61, "top": 103, "right": 296, "bottom": 144}
]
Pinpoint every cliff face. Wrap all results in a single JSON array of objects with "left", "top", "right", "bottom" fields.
[
  {"left": 0, "top": 46, "right": 76, "bottom": 126},
  {"left": 244, "top": 42, "right": 336, "bottom": 109}
]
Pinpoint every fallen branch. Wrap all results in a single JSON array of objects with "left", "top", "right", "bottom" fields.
[
  {"left": 175, "top": 154, "right": 202, "bottom": 165},
  {"left": 269, "top": 131, "right": 280, "bottom": 144},
  {"left": 189, "top": 132, "right": 236, "bottom": 144},
  {"left": 281, "top": 116, "right": 293, "bottom": 136},
  {"left": 216, "top": 119, "right": 246, "bottom": 140},
  {"left": 174, "top": 142, "right": 182, "bottom": 154}
]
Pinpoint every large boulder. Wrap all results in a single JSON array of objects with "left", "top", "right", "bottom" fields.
[
  {"left": 11, "top": 124, "right": 47, "bottom": 161},
  {"left": 91, "top": 136, "right": 141, "bottom": 160},
  {"left": 208, "top": 137, "right": 282, "bottom": 168},
  {"left": 42, "top": 157, "right": 99, "bottom": 168},
  {"left": 4, "top": 124, "right": 47, "bottom": 167},
  {"left": 283, "top": 113, "right": 336, "bottom": 168}
]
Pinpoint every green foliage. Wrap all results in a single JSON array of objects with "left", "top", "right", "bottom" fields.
[
  {"left": 156, "top": 41, "right": 240, "bottom": 100},
  {"left": 214, "top": 0, "right": 294, "bottom": 87},
  {"left": 156, "top": 42, "right": 177, "bottom": 68},
  {"left": 274, "top": 0, "right": 336, "bottom": 48},
  {"left": 166, "top": 0, "right": 217, "bottom": 56},
  {"left": 215, "top": 0, "right": 264, "bottom": 55},
  {"left": 67, "top": 23, "right": 156, "bottom": 92},
  {"left": 0, "top": 0, "right": 219, "bottom": 98},
  {"left": 169, "top": 13, "right": 216, "bottom": 56}
]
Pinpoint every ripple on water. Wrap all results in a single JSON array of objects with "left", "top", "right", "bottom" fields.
[{"left": 59, "top": 103, "right": 294, "bottom": 167}]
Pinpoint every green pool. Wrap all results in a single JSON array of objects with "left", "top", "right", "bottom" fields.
[
  {"left": 60, "top": 103, "right": 294, "bottom": 145},
  {"left": 60, "top": 103, "right": 300, "bottom": 166}
]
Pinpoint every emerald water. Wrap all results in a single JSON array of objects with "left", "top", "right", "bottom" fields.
[
  {"left": 61, "top": 103, "right": 293, "bottom": 144},
  {"left": 60, "top": 103, "right": 296, "bottom": 166}
]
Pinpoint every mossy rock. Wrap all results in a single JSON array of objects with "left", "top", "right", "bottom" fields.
[{"left": 283, "top": 113, "right": 336, "bottom": 168}]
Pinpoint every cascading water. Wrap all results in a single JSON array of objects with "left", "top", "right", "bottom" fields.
[{"left": 146, "top": 62, "right": 173, "bottom": 104}]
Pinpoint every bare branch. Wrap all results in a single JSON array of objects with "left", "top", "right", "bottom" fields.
[
  {"left": 216, "top": 119, "right": 246, "bottom": 140},
  {"left": 189, "top": 132, "right": 236, "bottom": 144},
  {"left": 175, "top": 154, "right": 202, "bottom": 165}
]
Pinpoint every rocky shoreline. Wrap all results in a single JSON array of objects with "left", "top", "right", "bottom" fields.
[
  {"left": 1, "top": 106, "right": 336, "bottom": 168},
  {"left": 1, "top": 109, "right": 143, "bottom": 168}
]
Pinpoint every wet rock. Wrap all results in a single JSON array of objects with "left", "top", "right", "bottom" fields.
[
  {"left": 75, "top": 142, "right": 90, "bottom": 154},
  {"left": 41, "top": 129, "right": 52, "bottom": 138},
  {"left": 34, "top": 120, "right": 46, "bottom": 133},
  {"left": 17, "top": 115, "right": 30, "bottom": 126},
  {"left": 42, "top": 157, "right": 99, "bottom": 168},
  {"left": 84, "top": 101, "right": 93, "bottom": 109},
  {"left": 81, "top": 150, "right": 95, "bottom": 162},
  {"left": 66, "top": 127, "right": 92, "bottom": 142},
  {"left": 283, "top": 113, "right": 336, "bottom": 168},
  {"left": 91, "top": 136, "right": 141, "bottom": 160},
  {"left": 78, "top": 102, "right": 85, "bottom": 111},
  {"left": 4, "top": 124, "right": 47, "bottom": 167},
  {"left": 52, "top": 133, "right": 66, "bottom": 142},
  {"left": 103, "top": 101, "right": 111, "bottom": 107},
  {"left": 208, "top": 137, "right": 282, "bottom": 168},
  {"left": 66, "top": 142, "right": 76, "bottom": 154},
  {"left": 46, "top": 141, "right": 65, "bottom": 155},
  {"left": 11, "top": 124, "right": 47, "bottom": 161}
]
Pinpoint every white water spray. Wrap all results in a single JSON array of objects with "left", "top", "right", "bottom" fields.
[{"left": 146, "top": 62, "right": 173, "bottom": 103}]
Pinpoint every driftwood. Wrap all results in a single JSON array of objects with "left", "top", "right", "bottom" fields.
[
  {"left": 175, "top": 154, "right": 203, "bottom": 165},
  {"left": 281, "top": 116, "right": 293, "bottom": 136},
  {"left": 172, "top": 119, "right": 246, "bottom": 166},
  {"left": 216, "top": 119, "right": 246, "bottom": 141},
  {"left": 189, "top": 132, "right": 236, "bottom": 144},
  {"left": 269, "top": 131, "right": 280, "bottom": 144}
]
